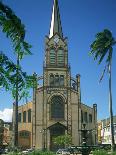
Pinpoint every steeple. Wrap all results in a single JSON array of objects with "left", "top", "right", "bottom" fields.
[{"left": 49, "top": 0, "right": 63, "bottom": 38}]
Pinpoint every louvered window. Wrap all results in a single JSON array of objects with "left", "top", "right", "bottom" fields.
[
  {"left": 50, "top": 49, "right": 55, "bottom": 65},
  {"left": 57, "top": 49, "right": 64, "bottom": 66}
]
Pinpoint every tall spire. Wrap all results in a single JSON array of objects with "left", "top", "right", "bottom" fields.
[{"left": 49, "top": 0, "right": 63, "bottom": 38}]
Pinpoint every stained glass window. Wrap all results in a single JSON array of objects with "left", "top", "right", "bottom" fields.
[{"left": 51, "top": 96, "right": 64, "bottom": 119}]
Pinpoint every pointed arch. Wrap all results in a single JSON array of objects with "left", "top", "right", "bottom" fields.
[
  {"left": 54, "top": 74, "right": 59, "bottom": 86},
  {"left": 50, "top": 74, "right": 54, "bottom": 86}
]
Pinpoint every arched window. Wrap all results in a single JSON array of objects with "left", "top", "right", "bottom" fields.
[
  {"left": 84, "top": 112, "right": 88, "bottom": 123},
  {"left": 18, "top": 113, "right": 21, "bottom": 122},
  {"left": 60, "top": 75, "right": 64, "bottom": 86},
  {"left": 23, "top": 111, "right": 26, "bottom": 122},
  {"left": 81, "top": 110, "right": 83, "bottom": 123},
  {"left": 55, "top": 75, "right": 59, "bottom": 86},
  {"left": 57, "top": 49, "right": 64, "bottom": 66},
  {"left": 50, "top": 49, "right": 55, "bottom": 65},
  {"left": 28, "top": 109, "right": 31, "bottom": 123},
  {"left": 50, "top": 74, "right": 54, "bottom": 86},
  {"left": 51, "top": 96, "right": 64, "bottom": 119}
]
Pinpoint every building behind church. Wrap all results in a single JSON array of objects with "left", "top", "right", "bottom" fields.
[{"left": 13, "top": 0, "right": 97, "bottom": 151}]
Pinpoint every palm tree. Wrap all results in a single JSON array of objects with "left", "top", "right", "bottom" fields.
[
  {"left": 89, "top": 29, "right": 116, "bottom": 152},
  {"left": 0, "top": 1, "right": 32, "bottom": 147}
]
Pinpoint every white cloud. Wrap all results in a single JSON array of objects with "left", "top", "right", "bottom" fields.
[{"left": 0, "top": 108, "right": 13, "bottom": 122}]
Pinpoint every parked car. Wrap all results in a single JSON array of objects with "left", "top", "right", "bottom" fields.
[
  {"left": 4, "top": 148, "right": 9, "bottom": 154},
  {"left": 22, "top": 148, "right": 34, "bottom": 154},
  {"left": 56, "top": 148, "right": 70, "bottom": 155}
]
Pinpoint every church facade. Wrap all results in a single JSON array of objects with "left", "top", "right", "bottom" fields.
[
  {"left": 13, "top": 0, "right": 97, "bottom": 151},
  {"left": 32, "top": 0, "right": 97, "bottom": 151}
]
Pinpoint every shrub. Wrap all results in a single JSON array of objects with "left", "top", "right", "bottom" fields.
[
  {"left": 28, "top": 150, "right": 55, "bottom": 155},
  {"left": 93, "top": 149, "right": 108, "bottom": 155}
]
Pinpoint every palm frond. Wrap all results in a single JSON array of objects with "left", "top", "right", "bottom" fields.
[{"left": 89, "top": 29, "right": 116, "bottom": 80}]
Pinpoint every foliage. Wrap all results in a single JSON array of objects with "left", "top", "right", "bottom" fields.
[
  {"left": 93, "top": 149, "right": 116, "bottom": 155},
  {"left": 0, "top": 52, "right": 36, "bottom": 99},
  {"left": 29, "top": 150, "right": 55, "bottom": 155},
  {"left": 89, "top": 29, "right": 116, "bottom": 82},
  {"left": 0, "top": 1, "right": 32, "bottom": 58},
  {"left": 89, "top": 29, "right": 116, "bottom": 65},
  {"left": 53, "top": 134, "right": 72, "bottom": 147},
  {"left": 7, "top": 150, "right": 55, "bottom": 155},
  {"left": 0, "top": 1, "right": 34, "bottom": 99},
  {"left": 93, "top": 149, "right": 108, "bottom": 155}
]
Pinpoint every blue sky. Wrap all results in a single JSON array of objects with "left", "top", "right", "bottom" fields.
[{"left": 0, "top": 0, "right": 116, "bottom": 121}]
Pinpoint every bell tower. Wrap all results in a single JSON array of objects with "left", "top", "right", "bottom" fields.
[{"left": 44, "top": 0, "right": 70, "bottom": 87}]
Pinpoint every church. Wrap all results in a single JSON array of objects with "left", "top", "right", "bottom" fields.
[{"left": 14, "top": 0, "right": 97, "bottom": 151}]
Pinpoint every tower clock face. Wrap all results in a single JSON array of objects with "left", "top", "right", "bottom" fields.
[{"left": 54, "top": 37, "right": 59, "bottom": 44}]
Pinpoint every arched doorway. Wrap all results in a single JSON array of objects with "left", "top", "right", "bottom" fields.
[{"left": 49, "top": 122, "right": 66, "bottom": 151}]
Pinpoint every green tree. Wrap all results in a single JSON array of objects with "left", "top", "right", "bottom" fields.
[
  {"left": 89, "top": 29, "right": 116, "bottom": 152},
  {"left": 0, "top": 1, "right": 33, "bottom": 147},
  {"left": 53, "top": 134, "right": 72, "bottom": 148}
]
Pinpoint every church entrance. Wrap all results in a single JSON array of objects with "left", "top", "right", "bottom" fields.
[{"left": 49, "top": 123, "right": 66, "bottom": 151}]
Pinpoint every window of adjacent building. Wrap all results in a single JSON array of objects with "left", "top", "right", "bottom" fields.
[
  {"left": 50, "top": 74, "right": 54, "bottom": 86},
  {"left": 84, "top": 112, "right": 88, "bottom": 123},
  {"left": 50, "top": 49, "right": 55, "bottom": 65},
  {"left": 81, "top": 110, "right": 83, "bottom": 123},
  {"left": 18, "top": 113, "right": 21, "bottom": 122},
  {"left": 51, "top": 96, "right": 64, "bottom": 119},
  {"left": 28, "top": 109, "right": 31, "bottom": 123},
  {"left": 55, "top": 75, "right": 59, "bottom": 86},
  {"left": 57, "top": 49, "right": 64, "bottom": 66},
  {"left": 23, "top": 111, "right": 26, "bottom": 122},
  {"left": 19, "top": 131, "right": 30, "bottom": 138},
  {"left": 89, "top": 114, "right": 92, "bottom": 123},
  {"left": 60, "top": 75, "right": 64, "bottom": 86}
]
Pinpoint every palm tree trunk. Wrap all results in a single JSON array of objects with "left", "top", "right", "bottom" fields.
[
  {"left": 109, "top": 59, "right": 115, "bottom": 152},
  {"left": 14, "top": 53, "right": 19, "bottom": 147}
]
